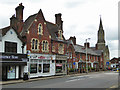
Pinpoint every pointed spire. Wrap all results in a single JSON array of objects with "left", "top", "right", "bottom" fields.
[
  {"left": 99, "top": 15, "right": 103, "bottom": 29},
  {"left": 37, "top": 9, "right": 45, "bottom": 20}
]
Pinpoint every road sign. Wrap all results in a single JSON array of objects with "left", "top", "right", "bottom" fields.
[
  {"left": 106, "top": 62, "right": 109, "bottom": 66},
  {"left": 73, "top": 62, "right": 75, "bottom": 65}
]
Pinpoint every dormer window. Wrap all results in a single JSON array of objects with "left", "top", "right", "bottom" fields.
[{"left": 38, "top": 23, "right": 43, "bottom": 35}]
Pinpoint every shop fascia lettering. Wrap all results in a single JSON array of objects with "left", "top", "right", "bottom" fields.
[
  {"left": 30, "top": 54, "right": 55, "bottom": 60},
  {"left": 0, "top": 55, "right": 18, "bottom": 59}
]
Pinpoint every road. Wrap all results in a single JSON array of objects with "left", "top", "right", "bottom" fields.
[{"left": 2, "top": 71, "right": 119, "bottom": 88}]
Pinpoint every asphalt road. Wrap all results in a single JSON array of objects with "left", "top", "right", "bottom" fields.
[{"left": 2, "top": 71, "right": 119, "bottom": 88}]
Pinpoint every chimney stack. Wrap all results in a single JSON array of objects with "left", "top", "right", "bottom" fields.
[
  {"left": 15, "top": 3, "right": 24, "bottom": 21},
  {"left": 69, "top": 36, "right": 76, "bottom": 45},
  {"left": 84, "top": 42, "right": 90, "bottom": 48},
  {"left": 55, "top": 13, "right": 63, "bottom": 30}
]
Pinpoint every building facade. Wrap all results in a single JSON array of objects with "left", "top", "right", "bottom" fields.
[
  {"left": 96, "top": 17, "right": 110, "bottom": 70},
  {"left": 0, "top": 27, "right": 28, "bottom": 81}
]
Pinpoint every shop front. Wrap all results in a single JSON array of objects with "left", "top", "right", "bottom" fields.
[
  {"left": 94, "top": 61, "right": 99, "bottom": 71},
  {"left": 78, "top": 60, "right": 86, "bottom": 73},
  {"left": 55, "top": 55, "right": 67, "bottom": 75},
  {"left": 28, "top": 54, "right": 56, "bottom": 78},
  {"left": 0, "top": 53, "right": 28, "bottom": 81},
  {"left": 87, "top": 62, "right": 91, "bottom": 71}
]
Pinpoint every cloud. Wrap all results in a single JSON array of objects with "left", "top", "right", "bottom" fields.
[{"left": 64, "top": 0, "right": 85, "bottom": 8}]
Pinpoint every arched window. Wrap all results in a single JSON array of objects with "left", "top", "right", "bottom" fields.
[
  {"left": 42, "top": 41, "right": 45, "bottom": 51},
  {"left": 58, "top": 30, "right": 63, "bottom": 40},
  {"left": 45, "top": 41, "right": 48, "bottom": 50},
  {"left": 31, "top": 38, "right": 39, "bottom": 50},
  {"left": 32, "top": 39, "right": 35, "bottom": 49},
  {"left": 42, "top": 40, "right": 49, "bottom": 52},
  {"left": 35, "top": 40, "right": 38, "bottom": 49},
  {"left": 38, "top": 23, "right": 43, "bottom": 35}
]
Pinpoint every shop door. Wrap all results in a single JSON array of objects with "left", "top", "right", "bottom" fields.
[
  {"left": 19, "top": 66, "right": 21, "bottom": 79},
  {"left": 2, "top": 66, "right": 7, "bottom": 81}
]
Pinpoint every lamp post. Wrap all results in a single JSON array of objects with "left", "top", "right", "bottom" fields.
[{"left": 85, "top": 38, "right": 90, "bottom": 73}]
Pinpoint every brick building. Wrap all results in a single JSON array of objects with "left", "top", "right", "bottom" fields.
[{"left": 0, "top": 3, "right": 110, "bottom": 80}]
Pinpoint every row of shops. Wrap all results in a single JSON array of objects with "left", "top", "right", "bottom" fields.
[{"left": 1, "top": 53, "right": 67, "bottom": 80}]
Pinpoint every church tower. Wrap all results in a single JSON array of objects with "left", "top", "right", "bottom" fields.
[
  {"left": 96, "top": 17, "right": 106, "bottom": 50},
  {"left": 96, "top": 17, "right": 110, "bottom": 70}
]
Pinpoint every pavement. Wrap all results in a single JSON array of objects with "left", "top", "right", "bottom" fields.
[{"left": 0, "top": 71, "right": 118, "bottom": 86}]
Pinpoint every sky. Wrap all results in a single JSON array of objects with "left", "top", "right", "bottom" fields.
[{"left": 0, "top": 0, "right": 119, "bottom": 59}]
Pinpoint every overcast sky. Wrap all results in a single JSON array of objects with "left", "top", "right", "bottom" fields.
[{"left": 0, "top": 0, "right": 119, "bottom": 59}]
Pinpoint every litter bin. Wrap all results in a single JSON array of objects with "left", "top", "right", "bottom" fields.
[{"left": 23, "top": 72, "right": 29, "bottom": 80}]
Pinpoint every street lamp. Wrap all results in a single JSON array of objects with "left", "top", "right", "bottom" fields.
[{"left": 85, "top": 38, "right": 90, "bottom": 73}]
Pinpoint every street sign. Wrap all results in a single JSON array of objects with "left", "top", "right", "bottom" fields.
[
  {"left": 73, "top": 62, "right": 75, "bottom": 65},
  {"left": 106, "top": 62, "right": 109, "bottom": 66}
]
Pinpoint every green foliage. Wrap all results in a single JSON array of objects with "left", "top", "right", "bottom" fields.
[{"left": 69, "top": 68, "right": 74, "bottom": 72}]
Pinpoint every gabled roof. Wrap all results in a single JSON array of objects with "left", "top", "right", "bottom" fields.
[
  {"left": 46, "top": 21, "right": 66, "bottom": 42},
  {"left": 0, "top": 26, "right": 11, "bottom": 36},
  {"left": 21, "top": 13, "right": 37, "bottom": 36},
  {"left": 0, "top": 26, "right": 25, "bottom": 43},
  {"left": 73, "top": 44, "right": 102, "bottom": 56},
  {"left": 46, "top": 21, "right": 58, "bottom": 40}
]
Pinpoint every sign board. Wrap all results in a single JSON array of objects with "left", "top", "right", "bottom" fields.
[
  {"left": 73, "top": 62, "right": 75, "bottom": 65},
  {"left": 0, "top": 53, "right": 28, "bottom": 62},
  {"left": 106, "top": 62, "right": 109, "bottom": 66}
]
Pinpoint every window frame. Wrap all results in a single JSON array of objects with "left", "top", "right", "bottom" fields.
[
  {"left": 5, "top": 41, "right": 17, "bottom": 53},
  {"left": 38, "top": 23, "right": 43, "bottom": 35},
  {"left": 58, "top": 43, "right": 64, "bottom": 54},
  {"left": 31, "top": 38, "right": 39, "bottom": 51},
  {"left": 41, "top": 40, "right": 49, "bottom": 52}
]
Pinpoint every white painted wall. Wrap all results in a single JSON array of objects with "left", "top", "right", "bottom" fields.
[
  {"left": 1, "top": 28, "right": 23, "bottom": 53},
  {"left": 50, "top": 61, "right": 55, "bottom": 75},
  {"left": 16, "top": 66, "right": 19, "bottom": 79}
]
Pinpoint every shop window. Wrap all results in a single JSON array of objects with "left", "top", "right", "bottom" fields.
[
  {"left": 5, "top": 41, "right": 17, "bottom": 53},
  {"left": 60, "top": 60, "right": 62, "bottom": 63},
  {"left": 38, "top": 23, "right": 43, "bottom": 35},
  {"left": 7, "top": 66, "right": 15, "bottom": 79},
  {"left": 56, "top": 64, "right": 62, "bottom": 73},
  {"left": 30, "top": 64, "right": 37, "bottom": 73},
  {"left": 56, "top": 60, "right": 58, "bottom": 63},
  {"left": 52, "top": 60, "right": 54, "bottom": 63},
  {"left": 38, "top": 64, "right": 42, "bottom": 72},
  {"left": 43, "top": 64, "right": 50, "bottom": 73}
]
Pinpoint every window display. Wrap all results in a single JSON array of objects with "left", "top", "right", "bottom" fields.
[
  {"left": 43, "top": 64, "right": 50, "bottom": 73},
  {"left": 30, "top": 64, "right": 37, "bottom": 73},
  {"left": 7, "top": 66, "right": 15, "bottom": 79}
]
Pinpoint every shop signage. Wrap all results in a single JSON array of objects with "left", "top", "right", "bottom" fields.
[
  {"left": 38, "top": 56, "right": 45, "bottom": 59},
  {"left": 0, "top": 55, "right": 18, "bottom": 59},
  {"left": 106, "top": 62, "right": 109, "bottom": 66},
  {"left": 56, "top": 64, "right": 62, "bottom": 67},
  {"left": 73, "top": 62, "right": 76, "bottom": 65},
  {"left": 0, "top": 53, "right": 28, "bottom": 61}
]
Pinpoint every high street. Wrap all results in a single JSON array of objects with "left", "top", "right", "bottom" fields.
[{"left": 2, "top": 71, "right": 119, "bottom": 88}]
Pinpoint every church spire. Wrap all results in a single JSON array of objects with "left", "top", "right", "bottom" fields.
[
  {"left": 99, "top": 15, "right": 103, "bottom": 29},
  {"left": 96, "top": 16, "right": 105, "bottom": 49}
]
